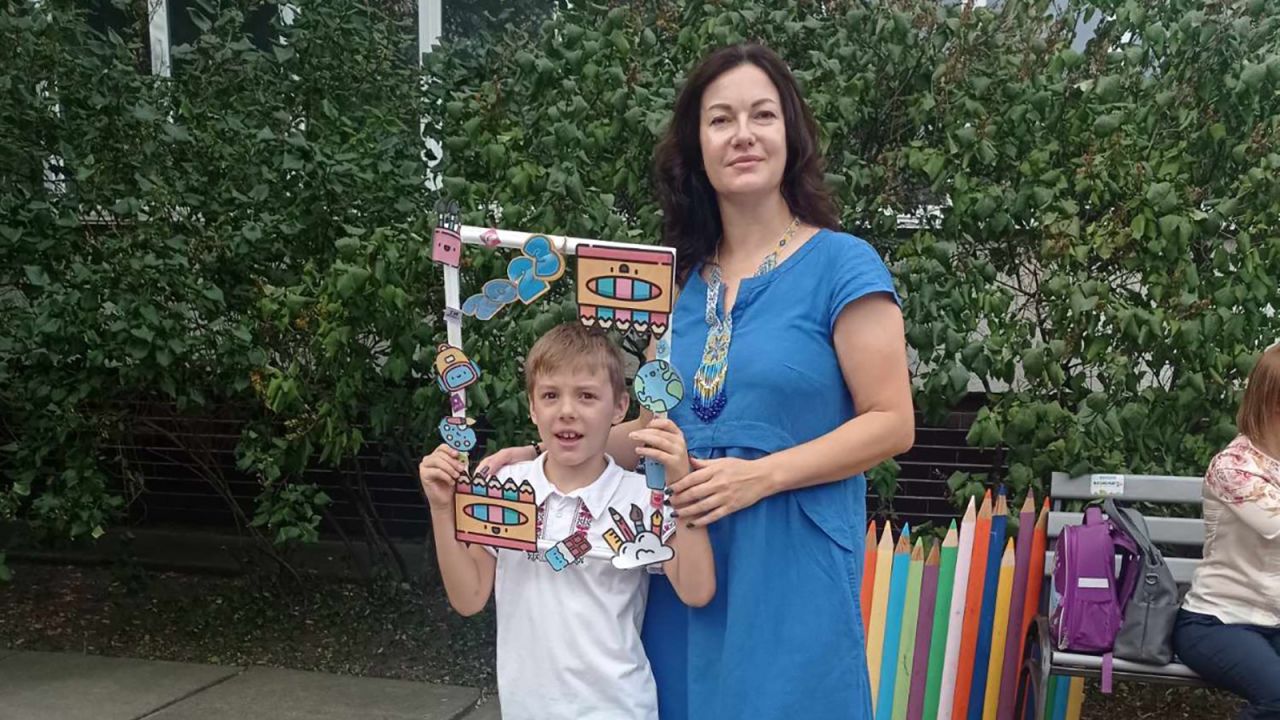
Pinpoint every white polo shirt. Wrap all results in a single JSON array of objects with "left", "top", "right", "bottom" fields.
[{"left": 492, "top": 455, "right": 660, "bottom": 720}]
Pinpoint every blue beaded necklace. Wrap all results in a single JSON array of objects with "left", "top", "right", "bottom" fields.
[{"left": 691, "top": 218, "right": 799, "bottom": 423}]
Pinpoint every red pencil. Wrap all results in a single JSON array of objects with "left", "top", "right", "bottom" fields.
[
  {"left": 952, "top": 490, "right": 993, "bottom": 720},
  {"left": 1016, "top": 498, "right": 1051, "bottom": 669}
]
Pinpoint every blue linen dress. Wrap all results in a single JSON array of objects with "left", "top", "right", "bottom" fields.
[{"left": 641, "top": 229, "right": 900, "bottom": 720}]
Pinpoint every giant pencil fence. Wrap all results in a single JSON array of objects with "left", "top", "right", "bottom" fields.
[{"left": 862, "top": 491, "right": 1070, "bottom": 720}]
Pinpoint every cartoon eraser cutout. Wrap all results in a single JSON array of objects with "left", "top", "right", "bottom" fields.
[
  {"left": 610, "top": 530, "right": 674, "bottom": 570},
  {"left": 455, "top": 476, "right": 538, "bottom": 552},
  {"left": 634, "top": 359, "right": 684, "bottom": 414},
  {"left": 434, "top": 343, "right": 480, "bottom": 393},
  {"left": 576, "top": 244, "right": 674, "bottom": 335},
  {"left": 507, "top": 235, "right": 565, "bottom": 304},
  {"left": 432, "top": 199, "right": 462, "bottom": 267},
  {"left": 438, "top": 416, "right": 477, "bottom": 454}
]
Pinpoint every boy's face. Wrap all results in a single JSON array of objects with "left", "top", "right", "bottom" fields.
[{"left": 528, "top": 365, "right": 628, "bottom": 469}]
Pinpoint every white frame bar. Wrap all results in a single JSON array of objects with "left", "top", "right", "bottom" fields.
[
  {"left": 441, "top": 225, "right": 677, "bottom": 417},
  {"left": 148, "top": 0, "right": 170, "bottom": 77}
]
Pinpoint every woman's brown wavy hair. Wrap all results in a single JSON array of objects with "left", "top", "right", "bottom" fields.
[{"left": 653, "top": 43, "right": 839, "bottom": 285}]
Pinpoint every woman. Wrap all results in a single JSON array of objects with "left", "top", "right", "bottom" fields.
[
  {"left": 1174, "top": 343, "right": 1280, "bottom": 720},
  {"left": 480, "top": 44, "right": 913, "bottom": 718}
]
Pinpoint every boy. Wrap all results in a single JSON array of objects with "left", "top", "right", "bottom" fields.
[{"left": 418, "top": 323, "right": 715, "bottom": 720}]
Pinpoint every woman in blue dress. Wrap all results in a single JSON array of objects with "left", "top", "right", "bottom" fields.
[{"left": 479, "top": 44, "right": 913, "bottom": 718}]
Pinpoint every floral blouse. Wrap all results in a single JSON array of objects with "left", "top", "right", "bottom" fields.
[{"left": 1182, "top": 435, "right": 1280, "bottom": 627}]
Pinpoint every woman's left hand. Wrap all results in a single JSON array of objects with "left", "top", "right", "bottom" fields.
[{"left": 667, "top": 456, "right": 776, "bottom": 528}]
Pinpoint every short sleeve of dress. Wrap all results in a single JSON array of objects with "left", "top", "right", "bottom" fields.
[{"left": 826, "top": 233, "right": 901, "bottom": 334}]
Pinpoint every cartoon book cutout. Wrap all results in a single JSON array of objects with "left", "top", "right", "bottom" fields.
[
  {"left": 576, "top": 244, "right": 674, "bottom": 336},
  {"left": 454, "top": 475, "right": 538, "bottom": 552}
]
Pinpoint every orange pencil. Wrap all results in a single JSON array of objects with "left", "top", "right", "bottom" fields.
[
  {"left": 952, "top": 490, "right": 993, "bottom": 720},
  {"left": 862, "top": 521, "right": 878, "bottom": 636},
  {"left": 1017, "top": 498, "right": 1051, "bottom": 666}
]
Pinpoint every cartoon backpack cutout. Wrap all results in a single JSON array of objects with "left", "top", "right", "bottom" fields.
[{"left": 434, "top": 343, "right": 480, "bottom": 393}]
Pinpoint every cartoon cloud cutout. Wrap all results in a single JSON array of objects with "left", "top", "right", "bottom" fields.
[{"left": 611, "top": 530, "right": 674, "bottom": 570}]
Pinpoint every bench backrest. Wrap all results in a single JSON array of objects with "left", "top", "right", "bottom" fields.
[{"left": 1046, "top": 471, "right": 1205, "bottom": 585}]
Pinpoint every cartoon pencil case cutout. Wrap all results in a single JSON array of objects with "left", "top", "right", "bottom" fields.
[
  {"left": 576, "top": 244, "right": 673, "bottom": 335},
  {"left": 454, "top": 476, "right": 537, "bottom": 552},
  {"left": 546, "top": 532, "right": 593, "bottom": 571}
]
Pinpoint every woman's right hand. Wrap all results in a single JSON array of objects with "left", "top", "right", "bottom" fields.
[
  {"left": 474, "top": 443, "right": 538, "bottom": 479},
  {"left": 418, "top": 444, "right": 467, "bottom": 511}
]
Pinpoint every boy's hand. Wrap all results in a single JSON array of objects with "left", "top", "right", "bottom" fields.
[
  {"left": 419, "top": 444, "right": 467, "bottom": 511},
  {"left": 630, "top": 418, "right": 691, "bottom": 484}
]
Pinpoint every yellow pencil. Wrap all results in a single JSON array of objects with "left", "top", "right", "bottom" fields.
[
  {"left": 1065, "top": 677, "right": 1085, "bottom": 720},
  {"left": 868, "top": 522, "right": 896, "bottom": 708},
  {"left": 982, "top": 540, "right": 1017, "bottom": 720}
]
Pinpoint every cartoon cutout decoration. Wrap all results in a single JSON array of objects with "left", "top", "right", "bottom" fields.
[
  {"left": 507, "top": 235, "right": 565, "bottom": 304},
  {"left": 434, "top": 343, "right": 480, "bottom": 393},
  {"left": 461, "top": 279, "right": 518, "bottom": 321},
  {"left": 634, "top": 358, "right": 685, "bottom": 491},
  {"left": 546, "top": 532, "right": 593, "bottom": 571},
  {"left": 438, "top": 416, "right": 477, "bottom": 454},
  {"left": 634, "top": 360, "right": 685, "bottom": 414},
  {"left": 612, "top": 531, "right": 675, "bottom": 570},
  {"left": 454, "top": 475, "right": 538, "bottom": 552},
  {"left": 603, "top": 504, "right": 673, "bottom": 570},
  {"left": 481, "top": 227, "right": 501, "bottom": 248},
  {"left": 432, "top": 199, "right": 462, "bottom": 268},
  {"left": 576, "top": 244, "right": 675, "bottom": 336}
]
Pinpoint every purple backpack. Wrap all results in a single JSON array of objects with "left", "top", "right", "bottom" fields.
[{"left": 1049, "top": 505, "right": 1140, "bottom": 692}]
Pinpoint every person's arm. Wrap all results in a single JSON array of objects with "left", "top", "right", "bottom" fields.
[
  {"left": 430, "top": 506, "right": 498, "bottom": 615},
  {"left": 632, "top": 417, "right": 715, "bottom": 606},
  {"left": 419, "top": 446, "right": 497, "bottom": 616},
  {"left": 1205, "top": 464, "right": 1280, "bottom": 540},
  {"left": 662, "top": 521, "right": 715, "bottom": 607},
  {"left": 669, "top": 293, "right": 914, "bottom": 527}
]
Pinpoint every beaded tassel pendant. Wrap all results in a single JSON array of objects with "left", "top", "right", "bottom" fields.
[
  {"left": 691, "top": 310, "right": 731, "bottom": 422},
  {"left": 690, "top": 219, "right": 796, "bottom": 423}
]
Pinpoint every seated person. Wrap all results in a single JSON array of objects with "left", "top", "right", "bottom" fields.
[{"left": 1175, "top": 343, "right": 1280, "bottom": 720}]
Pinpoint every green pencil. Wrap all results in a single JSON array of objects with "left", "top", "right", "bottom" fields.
[{"left": 923, "top": 521, "right": 959, "bottom": 720}]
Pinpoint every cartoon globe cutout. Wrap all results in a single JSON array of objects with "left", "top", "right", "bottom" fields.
[{"left": 634, "top": 360, "right": 684, "bottom": 413}]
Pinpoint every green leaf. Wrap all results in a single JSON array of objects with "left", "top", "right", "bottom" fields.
[
  {"left": 1240, "top": 63, "right": 1267, "bottom": 90},
  {"left": 24, "top": 266, "right": 50, "bottom": 287}
]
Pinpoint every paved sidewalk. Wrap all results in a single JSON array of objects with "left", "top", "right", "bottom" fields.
[{"left": 0, "top": 650, "right": 499, "bottom": 720}]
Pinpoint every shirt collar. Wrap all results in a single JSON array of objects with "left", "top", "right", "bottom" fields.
[{"left": 526, "top": 454, "right": 625, "bottom": 520}]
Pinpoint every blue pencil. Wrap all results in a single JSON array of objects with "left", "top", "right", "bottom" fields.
[
  {"left": 967, "top": 489, "right": 1008, "bottom": 720},
  {"left": 1051, "top": 674, "right": 1070, "bottom": 720},
  {"left": 876, "top": 524, "right": 912, "bottom": 719}
]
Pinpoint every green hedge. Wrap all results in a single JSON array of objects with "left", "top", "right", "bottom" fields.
[{"left": 3, "top": 0, "right": 1278, "bottom": 575}]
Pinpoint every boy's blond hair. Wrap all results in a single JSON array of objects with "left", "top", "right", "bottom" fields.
[
  {"left": 1238, "top": 344, "right": 1280, "bottom": 444},
  {"left": 524, "top": 323, "right": 626, "bottom": 400}
]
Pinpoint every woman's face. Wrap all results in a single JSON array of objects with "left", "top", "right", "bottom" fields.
[{"left": 698, "top": 63, "right": 787, "bottom": 201}]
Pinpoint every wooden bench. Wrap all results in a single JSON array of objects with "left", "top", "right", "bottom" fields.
[{"left": 1017, "top": 471, "right": 1208, "bottom": 718}]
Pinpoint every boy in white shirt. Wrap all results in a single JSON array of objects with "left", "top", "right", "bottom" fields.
[{"left": 418, "top": 323, "right": 715, "bottom": 720}]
